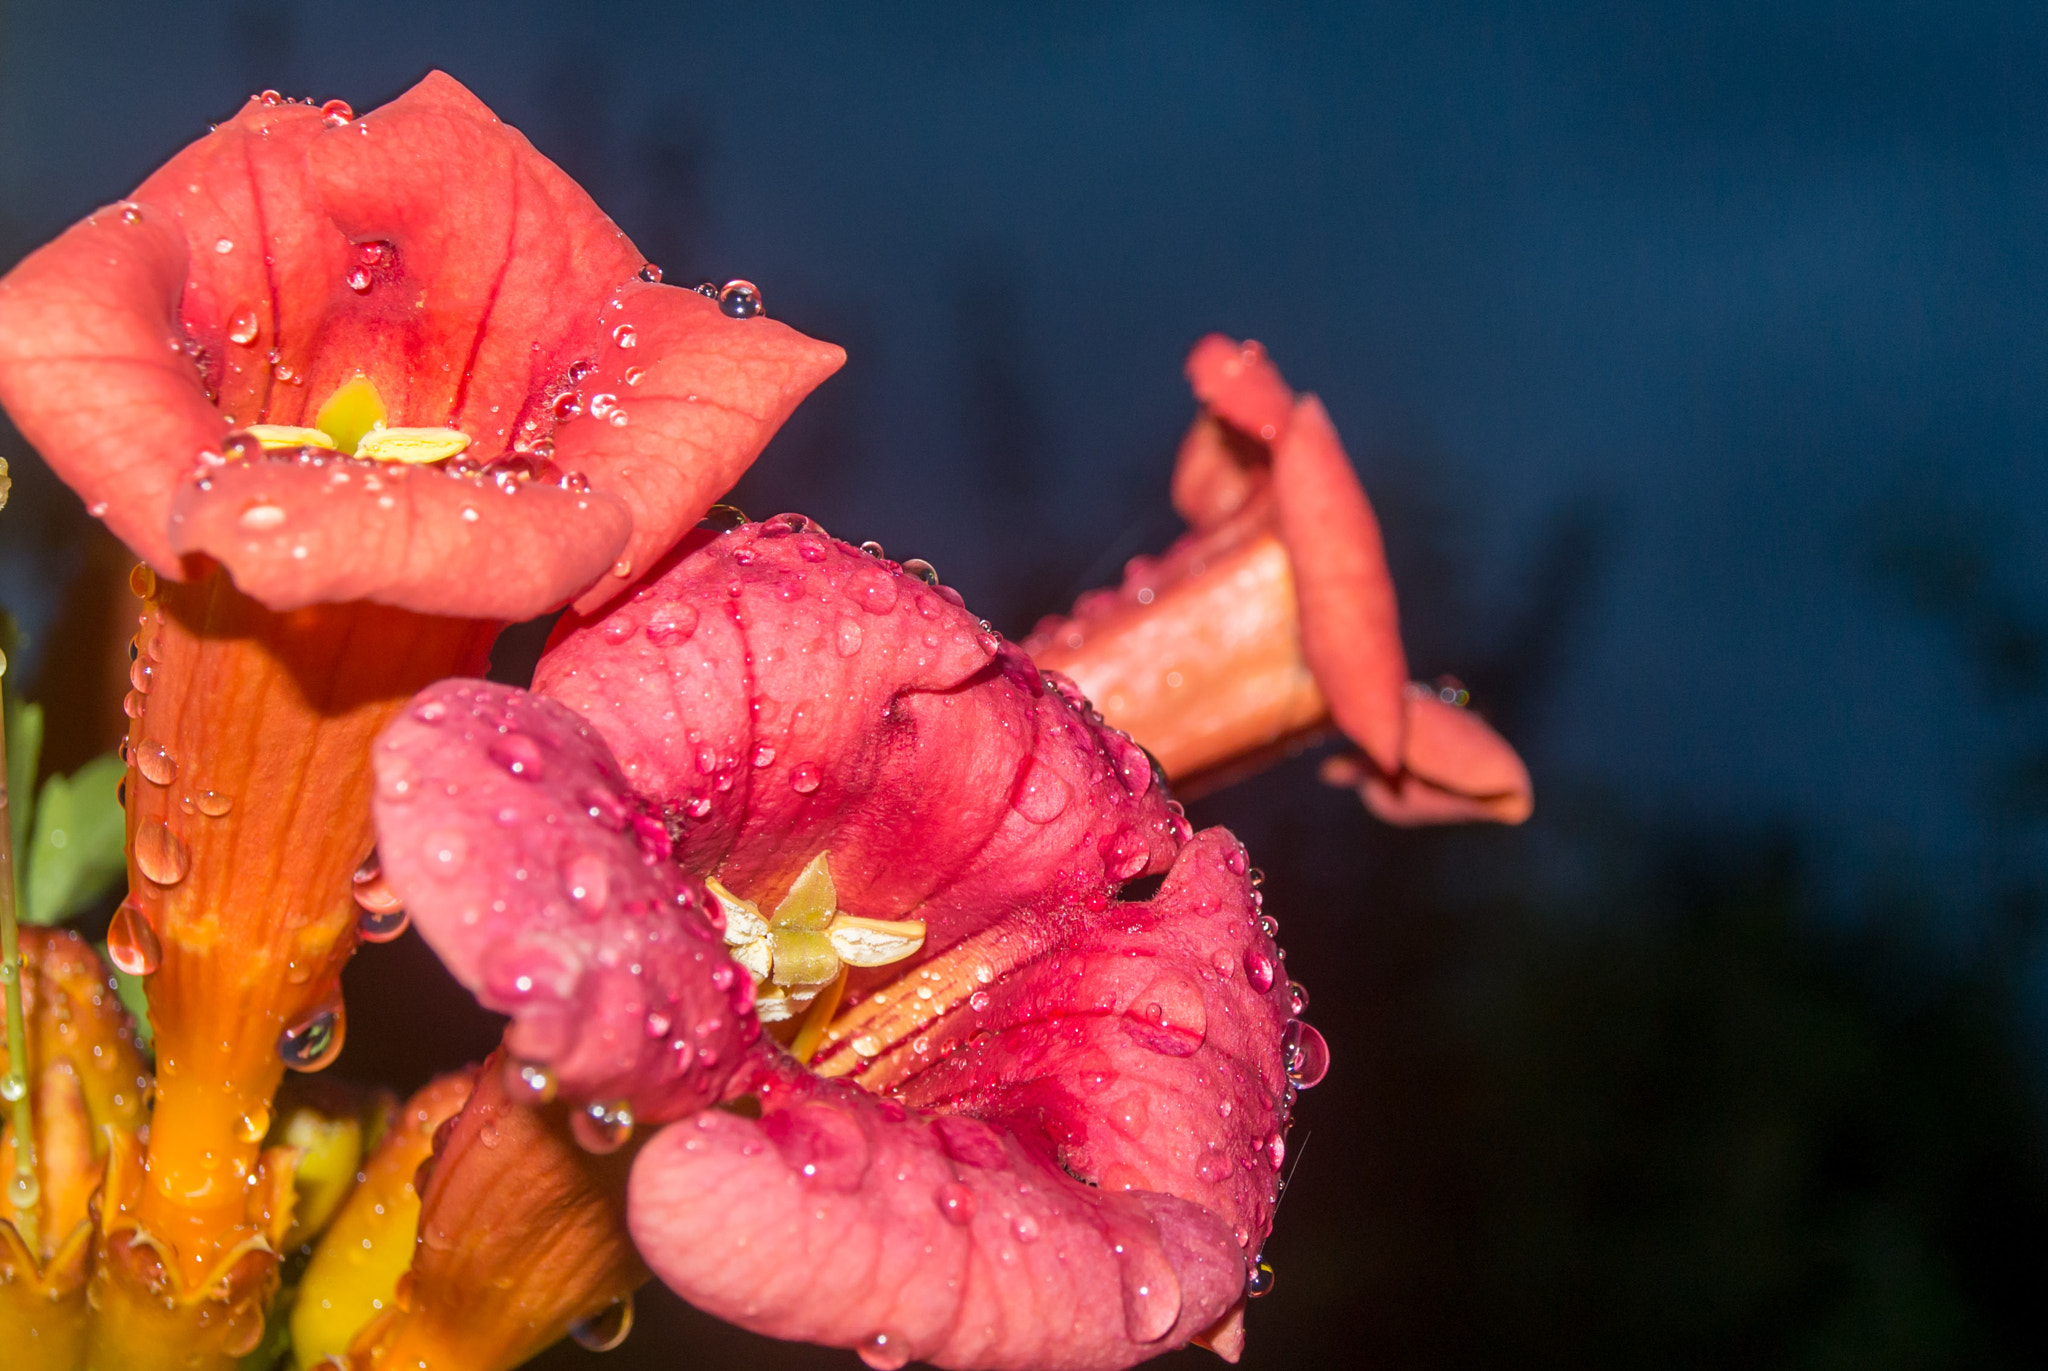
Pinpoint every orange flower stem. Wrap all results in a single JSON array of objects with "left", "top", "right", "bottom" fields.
[
  {"left": 0, "top": 656, "right": 40, "bottom": 1255},
  {"left": 86, "top": 567, "right": 494, "bottom": 1370}
]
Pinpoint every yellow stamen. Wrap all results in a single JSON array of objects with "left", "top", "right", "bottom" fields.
[
  {"left": 240, "top": 424, "right": 337, "bottom": 452},
  {"left": 710, "top": 855, "right": 925, "bottom": 1031},
  {"left": 788, "top": 968, "right": 847, "bottom": 1063},
  {"left": 353, "top": 426, "right": 471, "bottom": 464},
  {"left": 313, "top": 374, "right": 388, "bottom": 455}
]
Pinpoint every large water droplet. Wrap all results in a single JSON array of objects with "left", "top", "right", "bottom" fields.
[
  {"left": 570, "top": 1294, "right": 635, "bottom": 1352},
  {"left": 900, "top": 557, "right": 939, "bottom": 587},
  {"left": 196, "top": 789, "right": 232, "bottom": 817},
  {"left": 134, "top": 741, "right": 177, "bottom": 786},
  {"left": 698, "top": 503, "right": 749, "bottom": 532},
  {"left": 0, "top": 1072, "right": 25, "bottom": 1103},
  {"left": 1282, "top": 1019, "right": 1330, "bottom": 1089},
  {"left": 278, "top": 1003, "right": 344, "bottom": 1072},
  {"left": 933, "top": 1182, "right": 978, "bottom": 1226},
  {"left": 228, "top": 310, "right": 259, "bottom": 345},
  {"left": 717, "top": 280, "right": 763, "bottom": 318},
  {"left": 637, "top": 262, "right": 663, "bottom": 283},
  {"left": 572, "top": 1101, "right": 635, "bottom": 1154},
  {"left": 1116, "top": 1237, "right": 1183, "bottom": 1343},
  {"left": 612, "top": 323, "right": 637, "bottom": 348},
  {"left": 107, "top": 902, "right": 163, "bottom": 976},
  {"left": 1246, "top": 1259, "right": 1275, "bottom": 1298},
  {"left": 857, "top": 1334, "right": 910, "bottom": 1371},
  {"left": 488, "top": 733, "right": 546, "bottom": 781},
  {"left": 834, "top": 618, "right": 863, "bottom": 657},
  {"left": 7, "top": 1171, "right": 40, "bottom": 1212},
  {"left": 1287, "top": 981, "right": 1310, "bottom": 1014},
  {"left": 346, "top": 266, "right": 372, "bottom": 293},
  {"left": 1242, "top": 946, "right": 1276, "bottom": 994},
  {"left": 645, "top": 602, "right": 698, "bottom": 646},
  {"left": 789, "top": 763, "right": 822, "bottom": 794},
  {"left": 358, "top": 904, "right": 410, "bottom": 942},
  {"left": 134, "top": 823, "right": 190, "bottom": 886},
  {"left": 563, "top": 850, "right": 611, "bottom": 915}
]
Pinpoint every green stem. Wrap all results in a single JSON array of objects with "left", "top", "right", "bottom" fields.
[{"left": 0, "top": 651, "right": 39, "bottom": 1254}]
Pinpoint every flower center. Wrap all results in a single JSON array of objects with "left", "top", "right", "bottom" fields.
[
  {"left": 238, "top": 375, "right": 471, "bottom": 464},
  {"left": 708, "top": 851, "right": 924, "bottom": 1061}
]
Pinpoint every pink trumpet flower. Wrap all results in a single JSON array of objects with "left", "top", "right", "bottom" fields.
[{"left": 371, "top": 518, "right": 1318, "bottom": 1369}]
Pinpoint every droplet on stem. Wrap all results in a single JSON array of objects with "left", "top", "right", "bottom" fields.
[
  {"left": 278, "top": 1002, "right": 345, "bottom": 1072},
  {"left": 106, "top": 902, "right": 163, "bottom": 976}
]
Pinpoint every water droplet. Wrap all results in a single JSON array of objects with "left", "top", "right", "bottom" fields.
[
  {"left": 859, "top": 540, "right": 885, "bottom": 559},
  {"left": 1010, "top": 1211, "right": 1041, "bottom": 1243},
  {"left": 321, "top": 98, "right": 354, "bottom": 125},
  {"left": 358, "top": 904, "right": 410, "bottom": 942},
  {"left": 133, "top": 741, "right": 177, "bottom": 786},
  {"left": 717, "top": 280, "right": 763, "bottom": 318},
  {"left": 236, "top": 1102, "right": 272, "bottom": 1144},
  {"left": 934, "top": 1182, "right": 978, "bottom": 1226},
  {"left": 857, "top": 1334, "right": 910, "bottom": 1371},
  {"left": 488, "top": 733, "right": 547, "bottom": 780},
  {"left": 612, "top": 323, "right": 637, "bottom": 348},
  {"left": 751, "top": 743, "right": 776, "bottom": 769},
  {"left": 120, "top": 203, "right": 144, "bottom": 224},
  {"left": 900, "top": 558, "right": 938, "bottom": 586},
  {"left": 134, "top": 824, "right": 190, "bottom": 886},
  {"left": 193, "top": 789, "right": 231, "bottom": 818},
  {"left": 346, "top": 266, "right": 372, "bottom": 293},
  {"left": 563, "top": 851, "right": 611, "bottom": 914},
  {"left": 969, "top": 990, "right": 992, "bottom": 1013},
  {"left": 789, "top": 763, "right": 822, "bottom": 794},
  {"left": 1246, "top": 1259, "right": 1275, "bottom": 1297},
  {"left": 1266, "top": 1133, "right": 1286, "bottom": 1170},
  {"left": 554, "top": 392, "right": 583, "bottom": 420},
  {"left": 278, "top": 1003, "right": 344, "bottom": 1072},
  {"left": 122, "top": 690, "right": 145, "bottom": 720},
  {"left": 1242, "top": 946, "right": 1276, "bottom": 994},
  {"left": 505, "top": 1059, "right": 557, "bottom": 1103},
  {"left": 0, "top": 1072, "right": 24, "bottom": 1103},
  {"left": 698, "top": 503, "right": 748, "bottom": 532},
  {"left": 858, "top": 574, "right": 898, "bottom": 615},
  {"left": 1282, "top": 1019, "right": 1329, "bottom": 1089},
  {"left": 572, "top": 1101, "right": 635, "bottom": 1154},
  {"left": 1012, "top": 761, "right": 1070, "bottom": 824},
  {"left": 227, "top": 311, "right": 259, "bottom": 345},
  {"left": 637, "top": 262, "right": 663, "bottom": 283},
  {"left": 107, "top": 902, "right": 163, "bottom": 976},
  {"left": 214, "top": 237, "right": 234, "bottom": 254},
  {"left": 239, "top": 502, "right": 286, "bottom": 531},
  {"left": 645, "top": 602, "right": 698, "bottom": 646},
  {"left": 1287, "top": 981, "right": 1310, "bottom": 1015},
  {"left": 570, "top": 1294, "right": 635, "bottom": 1352},
  {"left": 1225, "top": 847, "right": 1248, "bottom": 876},
  {"left": 7, "top": 1172, "right": 40, "bottom": 1212}
]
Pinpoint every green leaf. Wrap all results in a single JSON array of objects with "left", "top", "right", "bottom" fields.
[{"left": 24, "top": 752, "right": 126, "bottom": 926}]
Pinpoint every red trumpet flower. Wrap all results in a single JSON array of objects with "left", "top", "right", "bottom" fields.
[
  {"left": 0, "top": 71, "right": 842, "bottom": 621},
  {"left": 1028, "top": 336, "right": 1532, "bottom": 826},
  {"left": 371, "top": 519, "right": 1319, "bottom": 1369}
]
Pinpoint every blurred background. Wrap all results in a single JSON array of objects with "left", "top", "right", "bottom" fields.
[{"left": 3, "top": 2, "right": 2045, "bottom": 1366}]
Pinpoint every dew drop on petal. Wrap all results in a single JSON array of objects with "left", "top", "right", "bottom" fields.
[
  {"left": 134, "top": 824, "right": 190, "bottom": 886},
  {"left": 572, "top": 1101, "right": 634, "bottom": 1154},
  {"left": 1246, "top": 1260, "right": 1276, "bottom": 1298},
  {"left": 637, "top": 262, "right": 663, "bottom": 283},
  {"left": 195, "top": 789, "right": 232, "bottom": 817},
  {"left": 487, "top": 733, "right": 546, "bottom": 781},
  {"left": 834, "top": 618, "right": 863, "bottom": 657},
  {"left": 698, "top": 503, "right": 748, "bottom": 532},
  {"left": 857, "top": 1334, "right": 909, "bottom": 1371},
  {"left": 357, "top": 904, "right": 410, "bottom": 942},
  {"left": 717, "top": 280, "right": 763, "bottom": 319},
  {"left": 228, "top": 310, "right": 259, "bottom": 345},
  {"left": 239, "top": 502, "right": 286, "bottom": 531},
  {"left": 505, "top": 1059, "right": 557, "bottom": 1104},
  {"left": 1011, "top": 1211, "right": 1041, "bottom": 1244},
  {"left": 789, "top": 763, "right": 822, "bottom": 794},
  {"left": 1282, "top": 1019, "right": 1330, "bottom": 1089},
  {"left": 645, "top": 603, "right": 698, "bottom": 646},
  {"left": 106, "top": 902, "right": 162, "bottom": 976},
  {"left": 134, "top": 742, "right": 177, "bottom": 786},
  {"left": 278, "top": 1003, "right": 344, "bottom": 1072},
  {"left": 214, "top": 237, "right": 234, "bottom": 254},
  {"left": 1287, "top": 980, "right": 1310, "bottom": 1015},
  {"left": 612, "top": 323, "right": 637, "bottom": 348},
  {"left": 934, "top": 1182, "right": 978, "bottom": 1226},
  {"left": 969, "top": 990, "right": 991, "bottom": 1013},
  {"left": 1243, "top": 946, "right": 1276, "bottom": 994},
  {"left": 570, "top": 1294, "right": 634, "bottom": 1352}
]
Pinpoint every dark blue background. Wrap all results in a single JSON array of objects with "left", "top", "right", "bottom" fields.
[{"left": 3, "top": 4, "right": 2044, "bottom": 1366}]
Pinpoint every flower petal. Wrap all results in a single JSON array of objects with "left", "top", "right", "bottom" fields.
[
  {"left": 1270, "top": 394, "right": 1407, "bottom": 773},
  {"left": 168, "top": 454, "right": 631, "bottom": 619},
  {"left": 1183, "top": 334, "right": 1293, "bottom": 444},
  {"left": 536, "top": 522, "right": 1185, "bottom": 952},
  {"left": 560, "top": 285, "right": 847, "bottom": 616},
  {"left": 371, "top": 679, "right": 757, "bottom": 1122},
  {"left": 0, "top": 207, "right": 219, "bottom": 571},
  {"left": 1323, "top": 688, "right": 1533, "bottom": 826},
  {"left": 629, "top": 829, "right": 1286, "bottom": 1371}
]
